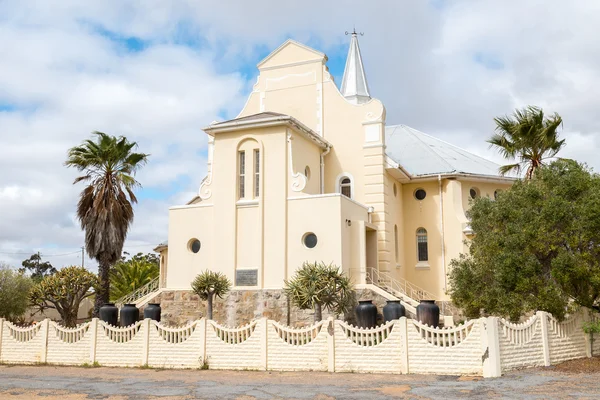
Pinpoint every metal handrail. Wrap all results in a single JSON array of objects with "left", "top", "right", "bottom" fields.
[
  {"left": 115, "top": 277, "right": 160, "bottom": 309},
  {"left": 366, "top": 269, "right": 458, "bottom": 316}
]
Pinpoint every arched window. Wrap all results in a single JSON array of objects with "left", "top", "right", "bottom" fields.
[
  {"left": 394, "top": 225, "right": 399, "bottom": 264},
  {"left": 340, "top": 177, "right": 352, "bottom": 198},
  {"left": 416, "top": 228, "right": 428, "bottom": 262},
  {"left": 237, "top": 139, "right": 260, "bottom": 200}
]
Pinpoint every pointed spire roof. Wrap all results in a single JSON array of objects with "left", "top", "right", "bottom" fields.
[{"left": 340, "top": 30, "right": 371, "bottom": 104}]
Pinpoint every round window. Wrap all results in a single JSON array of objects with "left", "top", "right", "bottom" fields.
[
  {"left": 305, "top": 166, "right": 311, "bottom": 180},
  {"left": 188, "top": 239, "right": 201, "bottom": 253},
  {"left": 470, "top": 187, "right": 480, "bottom": 199},
  {"left": 393, "top": 183, "right": 397, "bottom": 197},
  {"left": 414, "top": 188, "right": 426, "bottom": 200},
  {"left": 303, "top": 233, "right": 318, "bottom": 249}
]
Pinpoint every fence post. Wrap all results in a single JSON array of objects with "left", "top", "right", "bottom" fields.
[
  {"left": 198, "top": 318, "right": 207, "bottom": 367},
  {"left": 583, "top": 308, "right": 593, "bottom": 358},
  {"left": 40, "top": 319, "right": 49, "bottom": 364},
  {"left": 482, "top": 317, "right": 501, "bottom": 378},
  {"left": 538, "top": 311, "right": 551, "bottom": 366},
  {"left": 0, "top": 318, "right": 4, "bottom": 363},
  {"left": 141, "top": 318, "right": 151, "bottom": 366},
  {"left": 398, "top": 317, "right": 409, "bottom": 374},
  {"left": 89, "top": 318, "right": 98, "bottom": 364},
  {"left": 327, "top": 317, "right": 335, "bottom": 372},
  {"left": 260, "top": 317, "right": 268, "bottom": 371}
]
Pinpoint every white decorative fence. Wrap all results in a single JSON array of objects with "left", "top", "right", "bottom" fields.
[{"left": 0, "top": 310, "right": 595, "bottom": 377}]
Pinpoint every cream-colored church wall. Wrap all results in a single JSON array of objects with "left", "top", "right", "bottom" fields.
[
  {"left": 287, "top": 196, "right": 343, "bottom": 276},
  {"left": 321, "top": 82, "right": 385, "bottom": 202},
  {"left": 385, "top": 173, "right": 407, "bottom": 283},
  {"left": 289, "top": 131, "right": 321, "bottom": 196},
  {"left": 340, "top": 197, "right": 370, "bottom": 282},
  {"left": 236, "top": 205, "right": 260, "bottom": 270},
  {"left": 401, "top": 181, "right": 444, "bottom": 298},
  {"left": 287, "top": 195, "right": 368, "bottom": 282},
  {"left": 261, "top": 65, "right": 321, "bottom": 133},
  {"left": 460, "top": 180, "right": 512, "bottom": 213},
  {"left": 166, "top": 205, "right": 215, "bottom": 289}
]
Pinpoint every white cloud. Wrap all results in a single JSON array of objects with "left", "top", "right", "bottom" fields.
[{"left": 1, "top": 0, "right": 598, "bottom": 271}]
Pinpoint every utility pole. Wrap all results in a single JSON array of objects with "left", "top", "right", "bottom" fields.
[{"left": 81, "top": 246, "right": 85, "bottom": 268}]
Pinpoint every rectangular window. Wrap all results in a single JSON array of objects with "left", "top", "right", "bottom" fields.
[
  {"left": 417, "top": 237, "right": 428, "bottom": 262},
  {"left": 239, "top": 151, "right": 245, "bottom": 199},
  {"left": 254, "top": 149, "right": 260, "bottom": 198}
]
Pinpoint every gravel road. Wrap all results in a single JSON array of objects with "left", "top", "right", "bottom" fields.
[{"left": 0, "top": 364, "right": 597, "bottom": 399}]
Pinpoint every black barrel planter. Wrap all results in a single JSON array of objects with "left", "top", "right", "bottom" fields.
[
  {"left": 144, "top": 303, "right": 162, "bottom": 322},
  {"left": 383, "top": 300, "right": 405, "bottom": 322},
  {"left": 416, "top": 300, "right": 440, "bottom": 327},
  {"left": 120, "top": 304, "right": 140, "bottom": 327},
  {"left": 355, "top": 300, "right": 377, "bottom": 328},
  {"left": 99, "top": 303, "right": 118, "bottom": 326}
]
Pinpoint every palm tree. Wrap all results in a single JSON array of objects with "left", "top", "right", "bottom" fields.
[
  {"left": 65, "top": 132, "right": 148, "bottom": 316},
  {"left": 191, "top": 271, "right": 232, "bottom": 320},
  {"left": 110, "top": 258, "right": 159, "bottom": 301},
  {"left": 488, "top": 106, "right": 565, "bottom": 179}
]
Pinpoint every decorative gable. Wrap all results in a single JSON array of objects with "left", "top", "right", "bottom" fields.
[{"left": 258, "top": 39, "right": 326, "bottom": 70}]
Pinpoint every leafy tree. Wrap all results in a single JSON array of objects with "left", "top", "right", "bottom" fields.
[
  {"left": 191, "top": 271, "right": 231, "bottom": 320},
  {"left": 121, "top": 251, "right": 159, "bottom": 268},
  {"left": 449, "top": 160, "right": 600, "bottom": 321},
  {"left": 284, "top": 261, "right": 354, "bottom": 323},
  {"left": 489, "top": 106, "right": 565, "bottom": 179},
  {"left": 19, "top": 252, "right": 57, "bottom": 283},
  {"left": 0, "top": 263, "right": 33, "bottom": 322},
  {"left": 29, "top": 266, "right": 97, "bottom": 327},
  {"left": 65, "top": 132, "right": 148, "bottom": 316},
  {"left": 110, "top": 255, "right": 159, "bottom": 301}
]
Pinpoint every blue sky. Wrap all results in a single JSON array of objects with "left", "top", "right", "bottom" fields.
[{"left": 0, "top": 1, "right": 598, "bottom": 270}]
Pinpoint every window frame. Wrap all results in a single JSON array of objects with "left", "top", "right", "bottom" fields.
[
  {"left": 416, "top": 227, "right": 429, "bottom": 266},
  {"left": 254, "top": 149, "right": 260, "bottom": 198},
  {"left": 238, "top": 151, "right": 246, "bottom": 199}
]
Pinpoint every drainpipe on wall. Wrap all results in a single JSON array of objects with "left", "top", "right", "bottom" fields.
[
  {"left": 320, "top": 147, "right": 331, "bottom": 194},
  {"left": 438, "top": 175, "right": 447, "bottom": 294}
]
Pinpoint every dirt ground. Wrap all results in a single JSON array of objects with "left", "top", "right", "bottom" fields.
[{"left": 0, "top": 362, "right": 599, "bottom": 399}]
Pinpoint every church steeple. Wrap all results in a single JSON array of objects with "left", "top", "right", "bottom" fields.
[{"left": 340, "top": 29, "right": 371, "bottom": 104}]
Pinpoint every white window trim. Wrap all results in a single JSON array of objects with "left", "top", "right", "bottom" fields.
[
  {"left": 415, "top": 261, "right": 430, "bottom": 269},
  {"left": 238, "top": 150, "right": 246, "bottom": 199},
  {"left": 335, "top": 172, "right": 355, "bottom": 199},
  {"left": 254, "top": 149, "right": 260, "bottom": 198},
  {"left": 416, "top": 228, "right": 428, "bottom": 264}
]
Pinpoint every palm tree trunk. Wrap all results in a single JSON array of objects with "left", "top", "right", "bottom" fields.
[
  {"left": 93, "top": 260, "right": 111, "bottom": 318},
  {"left": 314, "top": 303, "right": 322, "bottom": 323},
  {"left": 207, "top": 294, "right": 213, "bottom": 320}
]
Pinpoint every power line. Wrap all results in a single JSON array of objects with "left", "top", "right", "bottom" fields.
[
  {"left": 0, "top": 250, "right": 82, "bottom": 257},
  {"left": 0, "top": 242, "right": 160, "bottom": 257}
]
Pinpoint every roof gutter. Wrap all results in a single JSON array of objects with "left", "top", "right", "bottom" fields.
[
  {"left": 204, "top": 116, "right": 332, "bottom": 151},
  {"left": 402, "top": 173, "right": 517, "bottom": 184}
]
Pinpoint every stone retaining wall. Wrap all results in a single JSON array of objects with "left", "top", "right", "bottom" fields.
[{"left": 145, "top": 288, "right": 392, "bottom": 327}]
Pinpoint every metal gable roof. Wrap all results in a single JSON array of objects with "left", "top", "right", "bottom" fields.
[{"left": 385, "top": 124, "right": 510, "bottom": 178}]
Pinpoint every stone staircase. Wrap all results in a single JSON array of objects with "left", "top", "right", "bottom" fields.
[
  {"left": 114, "top": 277, "right": 160, "bottom": 309},
  {"left": 366, "top": 269, "right": 457, "bottom": 326}
]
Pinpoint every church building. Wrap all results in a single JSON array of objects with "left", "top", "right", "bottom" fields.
[{"left": 153, "top": 34, "right": 514, "bottom": 323}]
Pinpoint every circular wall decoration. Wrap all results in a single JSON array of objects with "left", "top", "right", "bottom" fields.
[
  {"left": 188, "top": 239, "right": 201, "bottom": 253},
  {"left": 470, "top": 187, "right": 480, "bottom": 199},
  {"left": 414, "top": 188, "right": 426, "bottom": 200},
  {"left": 302, "top": 232, "right": 318, "bottom": 249}
]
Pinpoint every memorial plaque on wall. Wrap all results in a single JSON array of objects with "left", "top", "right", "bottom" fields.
[{"left": 236, "top": 269, "right": 258, "bottom": 286}]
